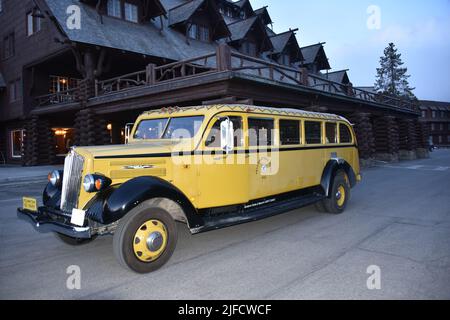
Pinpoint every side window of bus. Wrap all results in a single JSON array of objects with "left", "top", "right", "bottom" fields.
[
  {"left": 280, "top": 119, "right": 301, "bottom": 145},
  {"left": 205, "top": 116, "right": 243, "bottom": 148},
  {"left": 248, "top": 118, "right": 275, "bottom": 147},
  {"left": 325, "top": 122, "right": 337, "bottom": 144},
  {"left": 340, "top": 123, "right": 352, "bottom": 143},
  {"left": 305, "top": 121, "right": 322, "bottom": 144}
]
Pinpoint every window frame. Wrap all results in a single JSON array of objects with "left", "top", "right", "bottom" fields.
[
  {"left": 9, "top": 79, "right": 21, "bottom": 103},
  {"left": 339, "top": 123, "right": 354, "bottom": 144},
  {"left": 304, "top": 120, "right": 323, "bottom": 145},
  {"left": 279, "top": 118, "right": 301, "bottom": 146},
  {"left": 124, "top": 2, "right": 139, "bottom": 23},
  {"left": 10, "top": 129, "right": 24, "bottom": 158},
  {"left": 248, "top": 117, "right": 276, "bottom": 148},
  {"left": 2, "top": 32, "right": 15, "bottom": 60},
  {"left": 26, "top": 10, "right": 42, "bottom": 37},
  {"left": 325, "top": 122, "right": 338, "bottom": 145},
  {"left": 107, "top": 0, "right": 122, "bottom": 19},
  {"left": 204, "top": 115, "right": 245, "bottom": 149}
]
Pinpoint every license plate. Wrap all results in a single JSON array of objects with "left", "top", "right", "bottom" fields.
[
  {"left": 23, "top": 197, "right": 38, "bottom": 212},
  {"left": 71, "top": 209, "right": 86, "bottom": 227}
]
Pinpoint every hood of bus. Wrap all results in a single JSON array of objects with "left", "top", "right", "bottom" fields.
[
  {"left": 74, "top": 140, "right": 181, "bottom": 159},
  {"left": 73, "top": 141, "right": 189, "bottom": 210}
]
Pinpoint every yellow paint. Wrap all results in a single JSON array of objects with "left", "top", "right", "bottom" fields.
[
  {"left": 133, "top": 219, "right": 168, "bottom": 262},
  {"left": 68, "top": 105, "right": 360, "bottom": 212},
  {"left": 337, "top": 185, "right": 346, "bottom": 207},
  {"left": 23, "top": 197, "right": 38, "bottom": 212}
]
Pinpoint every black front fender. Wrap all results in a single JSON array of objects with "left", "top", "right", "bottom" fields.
[
  {"left": 85, "top": 176, "right": 201, "bottom": 227},
  {"left": 321, "top": 159, "right": 357, "bottom": 197}
]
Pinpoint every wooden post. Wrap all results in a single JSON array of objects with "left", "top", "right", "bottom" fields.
[
  {"left": 217, "top": 44, "right": 231, "bottom": 71},
  {"left": 300, "top": 67, "right": 309, "bottom": 86},
  {"left": 348, "top": 113, "right": 375, "bottom": 161},
  {"left": 146, "top": 63, "right": 156, "bottom": 85},
  {"left": 373, "top": 115, "right": 400, "bottom": 162}
]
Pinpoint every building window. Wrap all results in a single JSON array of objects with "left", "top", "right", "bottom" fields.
[
  {"left": 124, "top": 2, "right": 138, "bottom": 22},
  {"left": 188, "top": 23, "right": 198, "bottom": 39},
  {"left": 188, "top": 24, "right": 210, "bottom": 42},
  {"left": 431, "top": 123, "right": 436, "bottom": 131},
  {"left": 9, "top": 79, "right": 21, "bottom": 103},
  {"left": 107, "top": 0, "right": 122, "bottom": 18},
  {"left": 248, "top": 118, "right": 275, "bottom": 147},
  {"left": 10, "top": 129, "right": 24, "bottom": 158},
  {"left": 2, "top": 32, "right": 15, "bottom": 59},
  {"left": 280, "top": 120, "right": 301, "bottom": 145},
  {"left": 27, "top": 10, "right": 42, "bottom": 36},
  {"left": 279, "top": 54, "right": 290, "bottom": 66},
  {"left": 305, "top": 121, "right": 322, "bottom": 144},
  {"left": 0, "top": 0, "right": 3, "bottom": 13},
  {"left": 241, "top": 41, "right": 257, "bottom": 56},
  {"left": 226, "top": 7, "right": 234, "bottom": 18},
  {"left": 199, "top": 25, "right": 210, "bottom": 42},
  {"left": 239, "top": 11, "right": 247, "bottom": 19},
  {"left": 432, "top": 111, "right": 436, "bottom": 118},
  {"left": 421, "top": 111, "right": 426, "bottom": 118},
  {"left": 438, "top": 136, "right": 443, "bottom": 144},
  {"left": 440, "top": 123, "right": 444, "bottom": 131}
]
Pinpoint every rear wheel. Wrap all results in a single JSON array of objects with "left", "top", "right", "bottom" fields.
[
  {"left": 113, "top": 200, "right": 178, "bottom": 274},
  {"left": 321, "top": 171, "right": 350, "bottom": 214}
]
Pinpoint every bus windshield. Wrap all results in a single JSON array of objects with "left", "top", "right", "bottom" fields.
[{"left": 133, "top": 116, "right": 204, "bottom": 140}]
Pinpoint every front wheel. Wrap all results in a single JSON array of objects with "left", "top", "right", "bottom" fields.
[
  {"left": 321, "top": 171, "right": 351, "bottom": 214},
  {"left": 113, "top": 200, "right": 178, "bottom": 273}
]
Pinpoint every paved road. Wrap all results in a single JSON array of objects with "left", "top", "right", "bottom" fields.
[{"left": 1, "top": 151, "right": 449, "bottom": 300}]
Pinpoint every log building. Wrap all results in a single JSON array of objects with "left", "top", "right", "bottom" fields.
[{"left": 0, "top": 0, "right": 428, "bottom": 166}]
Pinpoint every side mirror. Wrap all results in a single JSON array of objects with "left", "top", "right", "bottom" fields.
[
  {"left": 124, "top": 123, "right": 134, "bottom": 144},
  {"left": 220, "top": 119, "right": 234, "bottom": 153}
]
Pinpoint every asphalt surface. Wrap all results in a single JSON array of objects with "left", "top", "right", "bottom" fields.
[{"left": 0, "top": 150, "right": 449, "bottom": 300}]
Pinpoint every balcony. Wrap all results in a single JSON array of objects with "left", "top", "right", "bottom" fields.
[{"left": 32, "top": 45, "right": 419, "bottom": 113}]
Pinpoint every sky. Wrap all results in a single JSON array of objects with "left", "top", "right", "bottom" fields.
[{"left": 249, "top": 0, "right": 450, "bottom": 101}]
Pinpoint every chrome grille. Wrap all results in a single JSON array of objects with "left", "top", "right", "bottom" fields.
[{"left": 60, "top": 150, "right": 84, "bottom": 213}]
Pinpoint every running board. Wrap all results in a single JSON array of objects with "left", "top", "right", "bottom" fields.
[{"left": 190, "top": 192, "right": 324, "bottom": 234}]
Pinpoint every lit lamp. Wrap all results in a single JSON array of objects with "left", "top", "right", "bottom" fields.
[{"left": 107, "top": 123, "right": 112, "bottom": 131}]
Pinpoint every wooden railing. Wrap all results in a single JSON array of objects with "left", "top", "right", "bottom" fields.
[
  {"left": 33, "top": 44, "right": 418, "bottom": 111},
  {"left": 95, "top": 53, "right": 218, "bottom": 96},
  {"left": 34, "top": 87, "right": 79, "bottom": 107}
]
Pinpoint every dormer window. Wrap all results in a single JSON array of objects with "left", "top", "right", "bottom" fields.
[
  {"left": 107, "top": 0, "right": 121, "bottom": 18},
  {"left": 279, "top": 54, "right": 290, "bottom": 66},
  {"left": 239, "top": 11, "right": 246, "bottom": 19},
  {"left": 107, "top": 0, "right": 139, "bottom": 23},
  {"left": 188, "top": 23, "right": 210, "bottom": 42},
  {"left": 241, "top": 41, "right": 257, "bottom": 56},
  {"left": 124, "top": 3, "right": 138, "bottom": 22},
  {"left": 226, "top": 7, "right": 234, "bottom": 18}
]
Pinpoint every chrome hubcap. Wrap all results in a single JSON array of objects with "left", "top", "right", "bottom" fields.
[{"left": 146, "top": 231, "right": 163, "bottom": 252}]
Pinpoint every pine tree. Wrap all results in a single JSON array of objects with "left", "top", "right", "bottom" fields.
[{"left": 375, "top": 43, "right": 416, "bottom": 99}]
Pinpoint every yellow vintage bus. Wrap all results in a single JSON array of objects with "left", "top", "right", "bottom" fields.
[{"left": 18, "top": 105, "right": 361, "bottom": 273}]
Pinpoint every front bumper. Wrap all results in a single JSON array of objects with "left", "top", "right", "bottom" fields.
[{"left": 17, "top": 207, "right": 92, "bottom": 239}]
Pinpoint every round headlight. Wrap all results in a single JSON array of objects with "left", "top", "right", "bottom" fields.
[
  {"left": 83, "top": 174, "right": 112, "bottom": 193},
  {"left": 48, "top": 170, "right": 62, "bottom": 187},
  {"left": 83, "top": 175, "right": 96, "bottom": 193}
]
